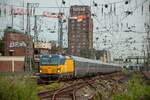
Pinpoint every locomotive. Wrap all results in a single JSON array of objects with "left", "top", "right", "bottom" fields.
[{"left": 39, "top": 54, "right": 122, "bottom": 79}]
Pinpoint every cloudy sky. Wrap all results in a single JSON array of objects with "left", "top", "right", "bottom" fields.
[{"left": 0, "top": 0, "right": 149, "bottom": 59}]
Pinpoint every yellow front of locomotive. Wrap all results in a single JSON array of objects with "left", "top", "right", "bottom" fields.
[
  {"left": 39, "top": 54, "right": 63, "bottom": 75},
  {"left": 40, "top": 66, "right": 59, "bottom": 74},
  {"left": 39, "top": 54, "right": 74, "bottom": 78}
]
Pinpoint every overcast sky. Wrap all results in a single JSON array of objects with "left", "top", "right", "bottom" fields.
[{"left": 0, "top": 0, "right": 149, "bottom": 59}]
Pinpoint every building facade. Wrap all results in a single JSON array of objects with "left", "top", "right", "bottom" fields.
[
  {"left": 68, "top": 5, "right": 93, "bottom": 56},
  {"left": 0, "top": 56, "right": 25, "bottom": 72},
  {"left": 4, "top": 27, "right": 33, "bottom": 56}
]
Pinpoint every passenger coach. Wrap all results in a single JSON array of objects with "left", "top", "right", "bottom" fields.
[{"left": 39, "top": 54, "right": 122, "bottom": 79}]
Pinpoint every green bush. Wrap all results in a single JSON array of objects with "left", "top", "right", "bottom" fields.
[
  {"left": 0, "top": 73, "right": 38, "bottom": 100},
  {"left": 113, "top": 74, "right": 150, "bottom": 100}
]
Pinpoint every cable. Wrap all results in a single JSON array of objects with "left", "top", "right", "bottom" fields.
[
  {"left": 93, "top": 0, "right": 130, "bottom": 6},
  {"left": 78, "top": 0, "right": 85, "bottom": 5},
  {"left": 121, "top": 0, "right": 148, "bottom": 21},
  {"left": 1, "top": 3, "right": 69, "bottom": 9}
]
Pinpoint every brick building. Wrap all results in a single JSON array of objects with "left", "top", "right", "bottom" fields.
[
  {"left": 68, "top": 5, "right": 93, "bottom": 56},
  {"left": 4, "top": 28, "right": 33, "bottom": 56},
  {"left": 0, "top": 56, "right": 25, "bottom": 72}
]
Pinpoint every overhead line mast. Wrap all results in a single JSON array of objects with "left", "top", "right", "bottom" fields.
[{"left": 57, "top": 0, "right": 66, "bottom": 49}]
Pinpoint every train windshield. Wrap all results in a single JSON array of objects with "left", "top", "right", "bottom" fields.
[
  {"left": 49, "top": 56, "right": 59, "bottom": 66},
  {"left": 40, "top": 55, "right": 65, "bottom": 66},
  {"left": 40, "top": 57, "right": 51, "bottom": 65},
  {"left": 49, "top": 55, "right": 65, "bottom": 66}
]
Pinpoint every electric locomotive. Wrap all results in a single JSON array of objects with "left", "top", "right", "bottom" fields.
[
  {"left": 39, "top": 54, "right": 74, "bottom": 79},
  {"left": 39, "top": 54, "right": 122, "bottom": 79}
]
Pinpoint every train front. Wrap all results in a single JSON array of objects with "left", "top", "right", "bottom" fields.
[{"left": 39, "top": 54, "right": 65, "bottom": 79}]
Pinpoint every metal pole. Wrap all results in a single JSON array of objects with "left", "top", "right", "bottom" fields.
[
  {"left": 25, "top": 3, "right": 39, "bottom": 72},
  {"left": 25, "top": 3, "right": 31, "bottom": 72},
  {"left": 58, "top": 13, "right": 63, "bottom": 48},
  {"left": 11, "top": 5, "right": 14, "bottom": 28},
  {"left": 145, "top": 2, "right": 150, "bottom": 66},
  {"left": 34, "top": 15, "right": 38, "bottom": 42},
  {"left": 147, "top": 1, "right": 150, "bottom": 66},
  {"left": 22, "top": 0, "right": 25, "bottom": 32},
  {"left": 26, "top": 3, "right": 29, "bottom": 34}
]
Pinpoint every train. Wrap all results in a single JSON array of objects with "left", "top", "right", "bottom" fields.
[{"left": 39, "top": 54, "right": 122, "bottom": 79}]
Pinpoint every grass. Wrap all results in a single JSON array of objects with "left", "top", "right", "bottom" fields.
[
  {"left": 113, "top": 73, "right": 150, "bottom": 100},
  {"left": 0, "top": 73, "right": 38, "bottom": 100},
  {"left": 37, "top": 82, "right": 62, "bottom": 92}
]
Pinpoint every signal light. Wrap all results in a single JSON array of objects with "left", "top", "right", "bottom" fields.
[
  {"left": 77, "top": 15, "right": 86, "bottom": 19},
  {"left": 77, "top": 15, "right": 86, "bottom": 22},
  {"left": 70, "top": 15, "right": 86, "bottom": 22}
]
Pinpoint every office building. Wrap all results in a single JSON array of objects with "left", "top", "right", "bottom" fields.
[{"left": 68, "top": 5, "right": 93, "bottom": 56}]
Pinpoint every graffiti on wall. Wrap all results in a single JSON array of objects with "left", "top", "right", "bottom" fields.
[{"left": 9, "top": 41, "right": 27, "bottom": 48}]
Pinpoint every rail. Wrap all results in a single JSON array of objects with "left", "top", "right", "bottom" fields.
[{"left": 38, "top": 72, "right": 129, "bottom": 100}]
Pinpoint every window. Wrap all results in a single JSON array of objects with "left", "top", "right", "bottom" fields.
[
  {"left": 34, "top": 49, "right": 39, "bottom": 54},
  {"left": 83, "top": 20, "right": 87, "bottom": 23},
  {"left": 50, "top": 57, "right": 59, "bottom": 65},
  {"left": 71, "top": 45, "right": 74, "bottom": 48},
  {"left": 40, "top": 57, "right": 51, "bottom": 65},
  {"left": 77, "top": 48, "right": 80, "bottom": 52},
  {"left": 71, "top": 20, "right": 75, "bottom": 23},
  {"left": 72, "top": 24, "right": 75, "bottom": 27},
  {"left": 72, "top": 35, "right": 75, "bottom": 38},
  {"left": 76, "top": 30, "right": 80, "bottom": 33},
  {"left": 82, "top": 27, "right": 86, "bottom": 31},
  {"left": 76, "top": 35, "right": 80, "bottom": 39},
  {"left": 71, "top": 27, "right": 75, "bottom": 30},
  {"left": 9, "top": 51, "right": 13, "bottom": 56},
  {"left": 83, "top": 42, "right": 86, "bottom": 45},
  {"left": 60, "top": 58, "right": 65, "bottom": 65},
  {"left": 77, "top": 23, "right": 80, "bottom": 27},
  {"left": 76, "top": 28, "right": 81, "bottom": 31}
]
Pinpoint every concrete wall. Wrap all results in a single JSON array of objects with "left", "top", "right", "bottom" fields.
[{"left": 0, "top": 56, "right": 25, "bottom": 72}]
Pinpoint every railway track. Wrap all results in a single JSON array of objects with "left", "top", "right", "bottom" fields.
[
  {"left": 140, "top": 67, "right": 150, "bottom": 80},
  {"left": 141, "top": 71, "right": 150, "bottom": 80},
  {"left": 38, "top": 72, "right": 128, "bottom": 100}
]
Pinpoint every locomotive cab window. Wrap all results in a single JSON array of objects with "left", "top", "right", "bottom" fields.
[
  {"left": 60, "top": 58, "right": 65, "bottom": 65},
  {"left": 40, "top": 56, "right": 51, "bottom": 66},
  {"left": 49, "top": 55, "right": 65, "bottom": 66},
  {"left": 49, "top": 56, "right": 59, "bottom": 66}
]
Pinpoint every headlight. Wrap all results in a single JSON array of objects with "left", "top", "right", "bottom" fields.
[
  {"left": 40, "top": 70, "right": 42, "bottom": 73},
  {"left": 57, "top": 69, "right": 61, "bottom": 73}
]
